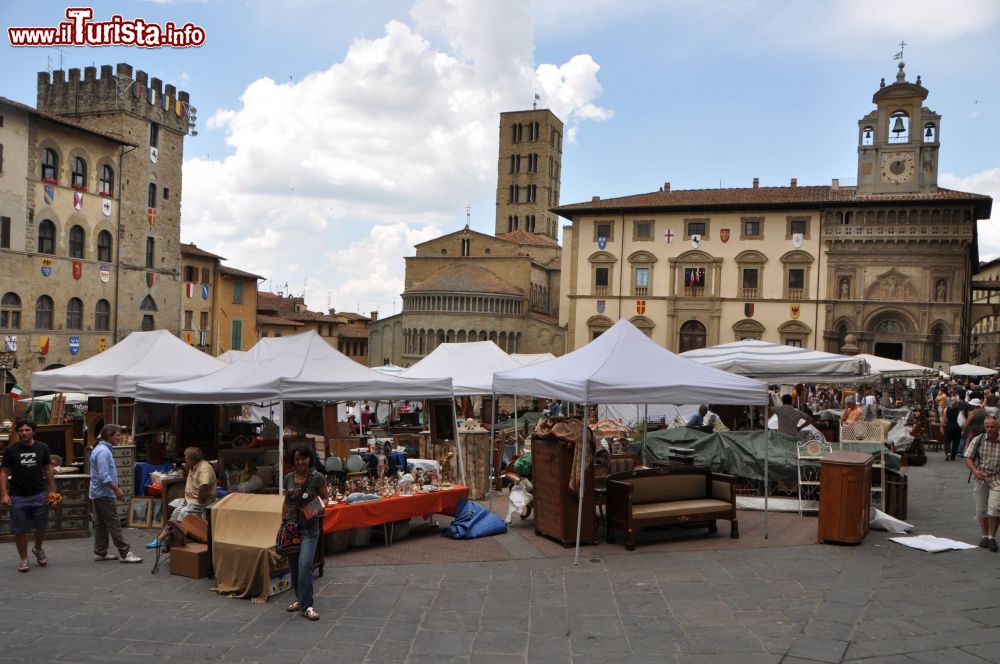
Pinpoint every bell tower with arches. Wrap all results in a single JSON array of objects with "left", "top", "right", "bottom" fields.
[{"left": 856, "top": 60, "right": 940, "bottom": 195}]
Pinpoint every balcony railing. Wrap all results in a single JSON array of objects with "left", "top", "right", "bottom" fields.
[
  {"left": 634, "top": 286, "right": 648, "bottom": 297},
  {"left": 741, "top": 287, "right": 758, "bottom": 300},
  {"left": 786, "top": 288, "right": 804, "bottom": 299},
  {"left": 683, "top": 286, "right": 705, "bottom": 297},
  {"left": 594, "top": 285, "right": 608, "bottom": 296}
]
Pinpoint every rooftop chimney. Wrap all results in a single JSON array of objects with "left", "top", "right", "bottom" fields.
[
  {"left": 370, "top": 310, "right": 378, "bottom": 322},
  {"left": 328, "top": 308, "right": 336, "bottom": 315},
  {"left": 664, "top": 182, "right": 670, "bottom": 192},
  {"left": 591, "top": 195, "right": 601, "bottom": 201},
  {"left": 752, "top": 177, "right": 759, "bottom": 189},
  {"left": 790, "top": 178, "right": 798, "bottom": 187},
  {"left": 831, "top": 178, "right": 840, "bottom": 190}
]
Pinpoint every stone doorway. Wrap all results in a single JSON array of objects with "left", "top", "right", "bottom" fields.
[
  {"left": 679, "top": 320, "right": 707, "bottom": 353},
  {"left": 874, "top": 342, "right": 903, "bottom": 360}
]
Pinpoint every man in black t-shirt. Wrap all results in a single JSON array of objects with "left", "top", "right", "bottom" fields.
[{"left": 0, "top": 418, "right": 55, "bottom": 573}]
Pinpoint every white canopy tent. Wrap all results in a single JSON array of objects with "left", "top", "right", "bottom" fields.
[
  {"left": 32, "top": 330, "right": 227, "bottom": 397},
  {"left": 949, "top": 363, "right": 998, "bottom": 377},
  {"left": 510, "top": 353, "right": 556, "bottom": 367},
  {"left": 493, "top": 319, "right": 769, "bottom": 561},
  {"left": 681, "top": 339, "right": 869, "bottom": 383},
  {"left": 216, "top": 350, "right": 247, "bottom": 364},
  {"left": 855, "top": 353, "right": 937, "bottom": 379},
  {"left": 135, "top": 331, "right": 454, "bottom": 489}
]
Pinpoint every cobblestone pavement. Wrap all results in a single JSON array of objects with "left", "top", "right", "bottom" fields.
[{"left": 1, "top": 450, "right": 997, "bottom": 663}]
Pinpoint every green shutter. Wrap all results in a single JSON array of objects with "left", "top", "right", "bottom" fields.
[{"left": 231, "top": 319, "right": 243, "bottom": 350}]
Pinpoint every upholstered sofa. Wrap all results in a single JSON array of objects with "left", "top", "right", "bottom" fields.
[{"left": 606, "top": 466, "right": 738, "bottom": 550}]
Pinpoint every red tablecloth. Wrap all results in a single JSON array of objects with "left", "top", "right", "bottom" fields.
[{"left": 322, "top": 485, "right": 470, "bottom": 534}]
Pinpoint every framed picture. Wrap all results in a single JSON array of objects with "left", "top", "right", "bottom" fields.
[
  {"left": 128, "top": 497, "right": 153, "bottom": 528},
  {"left": 149, "top": 499, "right": 164, "bottom": 529}
]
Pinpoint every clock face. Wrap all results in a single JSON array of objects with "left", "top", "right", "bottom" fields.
[{"left": 880, "top": 152, "right": 915, "bottom": 184}]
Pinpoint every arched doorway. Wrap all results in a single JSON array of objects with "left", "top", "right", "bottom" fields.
[
  {"left": 679, "top": 320, "right": 707, "bottom": 353},
  {"left": 870, "top": 316, "right": 907, "bottom": 360}
]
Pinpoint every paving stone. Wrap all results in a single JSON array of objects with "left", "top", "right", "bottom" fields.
[
  {"left": 411, "top": 629, "right": 475, "bottom": 657},
  {"left": 786, "top": 636, "right": 849, "bottom": 663},
  {"left": 472, "top": 630, "right": 528, "bottom": 654}
]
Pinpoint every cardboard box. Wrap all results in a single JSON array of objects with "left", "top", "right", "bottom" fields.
[{"left": 170, "top": 543, "right": 210, "bottom": 579}]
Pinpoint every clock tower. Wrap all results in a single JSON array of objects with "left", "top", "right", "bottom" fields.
[{"left": 856, "top": 61, "right": 940, "bottom": 195}]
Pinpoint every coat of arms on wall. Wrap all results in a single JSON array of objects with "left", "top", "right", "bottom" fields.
[
  {"left": 720, "top": 228, "right": 730, "bottom": 243},
  {"left": 790, "top": 304, "right": 801, "bottom": 319}
]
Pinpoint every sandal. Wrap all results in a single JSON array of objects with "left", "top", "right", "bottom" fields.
[
  {"left": 286, "top": 601, "right": 300, "bottom": 613},
  {"left": 18, "top": 559, "right": 29, "bottom": 573},
  {"left": 32, "top": 547, "right": 47, "bottom": 566},
  {"left": 303, "top": 607, "right": 320, "bottom": 621}
]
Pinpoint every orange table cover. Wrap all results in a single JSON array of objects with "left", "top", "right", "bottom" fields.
[{"left": 323, "top": 485, "right": 470, "bottom": 534}]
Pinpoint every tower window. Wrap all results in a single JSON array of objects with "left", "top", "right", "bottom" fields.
[
  {"left": 71, "top": 157, "right": 87, "bottom": 189},
  {"left": 923, "top": 122, "right": 936, "bottom": 143},
  {"left": 146, "top": 237, "right": 155, "bottom": 268},
  {"left": 35, "top": 295, "right": 53, "bottom": 330},
  {"left": 888, "top": 111, "right": 909, "bottom": 144},
  {"left": 95, "top": 299, "right": 110, "bottom": 331},
  {"left": 69, "top": 225, "right": 85, "bottom": 258},
  {"left": 861, "top": 126, "right": 874, "bottom": 146},
  {"left": 148, "top": 183, "right": 157, "bottom": 208},
  {"left": 99, "top": 164, "right": 114, "bottom": 195},
  {"left": 66, "top": 297, "right": 83, "bottom": 330},
  {"left": 141, "top": 314, "right": 155, "bottom": 331},
  {"left": 461, "top": 238, "right": 471, "bottom": 256},
  {"left": 150, "top": 122, "right": 159, "bottom": 148},
  {"left": 1, "top": 292, "right": 21, "bottom": 329},
  {"left": 37, "top": 219, "right": 55, "bottom": 254},
  {"left": 140, "top": 295, "right": 157, "bottom": 311},
  {"left": 41, "top": 148, "right": 58, "bottom": 182},
  {"left": 1, "top": 216, "right": 9, "bottom": 249},
  {"left": 97, "top": 230, "right": 113, "bottom": 262}
]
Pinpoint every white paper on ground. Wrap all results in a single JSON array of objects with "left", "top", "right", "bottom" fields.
[
  {"left": 889, "top": 534, "right": 978, "bottom": 552},
  {"left": 870, "top": 508, "right": 914, "bottom": 533}
]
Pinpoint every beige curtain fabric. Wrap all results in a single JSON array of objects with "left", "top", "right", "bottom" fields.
[{"left": 210, "top": 493, "right": 287, "bottom": 602}]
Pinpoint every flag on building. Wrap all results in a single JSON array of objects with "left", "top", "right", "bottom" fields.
[{"left": 7, "top": 383, "right": 25, "bottom": 399}]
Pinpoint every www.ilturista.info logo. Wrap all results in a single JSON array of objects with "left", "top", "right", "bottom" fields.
[{"left": 8, "top": 7, "right": 205, "bottom": 48}]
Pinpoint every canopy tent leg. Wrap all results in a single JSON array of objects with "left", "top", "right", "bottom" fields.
[
  {"left": 488, "top": 392, "right": 496, "bottom": 512},
  {"left": 277, "top": 401, "right": 284, "bottom": 493},
  {"left": 513, "top": 395, "right": 519, "bottom": 454},
  {"left": 763, "top": 402, "right": 769, "bottom": 539},
  {"left": 114, "top": 396, "right": 119, "bottom": 425},
  {"left": 451, "top": 397, "right": 466, "bottom": 486},
  {"left": 574, "top": 403, "right": 589, "bottom": 565}
]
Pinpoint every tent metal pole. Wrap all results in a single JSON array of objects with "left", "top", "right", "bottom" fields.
[
  {"left": 514, "top": 396, "right": 519, "bottom": 454},
  {"left": 451, "top": 397, "right": 466, "bottom": 485},
  {"left": 488, "top": 391, "right": 496, "bottom": 513},
  {"left": 574, "top": 403, "right": 588, "bottom": 565},
  {"left": 277, "top": 401, "right": 284, "bottom": 493},
  {"left": 763, "top": 401, "right": 769, "bottom": 539},
  {"left": 114, "top": 396, "right": 119, "bottom": 425}
]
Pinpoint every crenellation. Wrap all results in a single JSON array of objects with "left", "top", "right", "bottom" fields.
[
  {"left": 149, "top": 76, "right": 162, "bottom": 96},
  {"left": 164, "top": 84, "right": 176, "bottom": 99},
  {"left": 84, "top": 66, "right": 97, "bottom": 82},
  {"left": 100, "top": 64, "right": 112, "bottom": 80},
  {"left": 67, "top": 67, "right": 81, "bottom": 84}
]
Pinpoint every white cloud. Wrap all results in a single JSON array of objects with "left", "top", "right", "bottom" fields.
[
  {"left": 941, "top": 167, "right": 1000, "bottom": 260},
  {"left": 182, "top": 0, "right": 610, "bottom": 315}
]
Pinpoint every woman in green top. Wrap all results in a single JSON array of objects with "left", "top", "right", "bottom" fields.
[{"left": 282, "top": 446, "right": 329, "bottom": 621}]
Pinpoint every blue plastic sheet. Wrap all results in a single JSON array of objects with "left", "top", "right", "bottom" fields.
[{"left": 441, "top": 498, "right": 507, "bottom": 540}]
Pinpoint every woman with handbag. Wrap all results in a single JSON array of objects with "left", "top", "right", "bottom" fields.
[{"left": 281, "top": 445, "right": 329, "bottom": 621}]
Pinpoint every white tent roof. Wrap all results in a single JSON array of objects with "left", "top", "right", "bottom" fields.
[
  {"left": 399, "top": 341, "right": 523, "bottom": 395},
  {"left": 372, "top": 364, "right": 405, "bottom": 375},
  {"left": 949, "top": 363, "right": 998, "bottom": 377},
  {"left": 511, "top": 353, "right": 556, "bottom": 367},
  {"left": 32, "top": 330, "right": 227, "bottom": 397},
  {"left": 681, "top": 339, "right": 868, "bottom": 383},
  {"left": 855, "top": 353, "right": 936, "bottom": 379},
  {"left": 492, "top": 320, "right": 768, "bottom": 404},
  {"left": 135, "top": 331, "right": 453, "bottom": 404},
  {"left": 217, "top": 350, "right": 247, "bottom": 364}
]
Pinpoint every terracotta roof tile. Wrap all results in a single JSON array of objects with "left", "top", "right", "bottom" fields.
[
  {"left": 555, "top": 185, "right": 993, "bottom": 215},
  {"left": 180, "top": 243, "right": 225, "bottom": 260},
  {"left": 286, "top": 311, "right": 339, "bottom": 323},
  {"left": 257, "top": 314, "right": 303, "bottom": 327},
  {"left": 219, "top": 265, "right": 265, "bottom": 280},
  {"left": 497, "top": 229, "right": 561, "bottom": 247},
  {"left": 410, "top": 264, "right": 523, "bottom": 296},
  {"left": 338, "top": 323, "right": 369, "bottom": 339}
]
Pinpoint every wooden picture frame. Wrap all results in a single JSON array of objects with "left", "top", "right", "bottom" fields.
[
  {"left": 128, "top": 497, "right": 153, "bottom": 528},
  {"left": 149, "top": 499, "right": 164, "bottom": 529}
]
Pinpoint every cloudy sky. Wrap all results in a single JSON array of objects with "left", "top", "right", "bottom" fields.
[{"left": 2, "top": 0, "right": 998, "bottom": 316}]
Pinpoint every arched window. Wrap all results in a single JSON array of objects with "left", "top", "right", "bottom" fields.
[
  {"left": 69, "top": 225, "right": 85, "bottom": 258},
  {"left": 66, "top": 297, "right": 83, "bottom": 330},
  {"left": 679, "top": 320, "right": 707, "bottom": 352},
  {"left": 95, "top": 299, "right": 111, "bottom": 331},
  {"left": 861, "top": 125, "right": 874, "bottom": 146},
  {"left": 97, "top": 230, "right": 113, "bottom": 262},
  {"left": 35, "top": 295, "right": 54, "bottom": 329},
  {"left": 923, "top": 122, "right": 936, "bottom": 143},
  {"left": 146, "top": 237, "right": 155, "bottom": 268},
  {"left": 148, "top": 182, "right": 157, "bottom": 209},
  {"left": 99, "top": 164, "right": 114, "bottom": 195},
  {"left": 932, "top": 325, "right": 944, "bottom": 363},
  {"left": 37, "top": 220, "right": 56, "bottom": 254},
  {"left": 0, "top": 292, "right": 21, "bottom": 329},
  {"left": 837, "top": 323, "right": 848, "bottom": 351},
  {"left": 71, "top": 157, "right": 87, "bottom": 189},
  {"left": 888, "top": 110, "right": 909, "bottom": 144},
  {"left": 41, "top": 148, "right": 58, "bottom": 181},
  {"left": 140, "top": 295, "right": 158, "bottom": 311}
]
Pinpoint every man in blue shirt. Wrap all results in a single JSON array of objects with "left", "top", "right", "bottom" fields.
[{"left": 89, "top": 424, "right": 142, "bottom": 563}]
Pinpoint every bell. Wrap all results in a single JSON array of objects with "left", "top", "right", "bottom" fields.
[
  {"left": 891, "top": 116, "right": 906, "bottom": 134},
  {"left": 863, "top": 128, "right": 872, "bottom": 141},
  {"left": 925, "top": 126, "right": 933, "bottom": 138}
]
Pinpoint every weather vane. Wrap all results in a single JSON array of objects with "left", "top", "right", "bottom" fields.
[{"left": 894, "top": 41, "right": 906, "bottom": 60}]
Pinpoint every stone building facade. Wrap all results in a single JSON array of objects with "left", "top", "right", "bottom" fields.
[
  {"left": 256, "top": 292, "right": 370, "bottom": 364},
  {"left": 971, "top": 258, "right": 1000, "bottom": 369},
  {"left": 556, "top": 64, "right": 992, "bottom": 367},
  {"left": 495, "top": 109, "right": 563, "bottom": 240}
]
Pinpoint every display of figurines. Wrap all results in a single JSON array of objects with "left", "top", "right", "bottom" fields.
[
  {"left": 438, "top": 450, "right": 454, "bottom": 485},
  {"left": 398, "top": 473, "right": 415, "bottom": 495}
]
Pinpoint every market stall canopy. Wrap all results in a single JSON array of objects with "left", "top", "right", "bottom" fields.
[
  {"left": 217, "top": 350, "right": 247, "bottom": 364},
  {"left": 511, "top": 353, "right": 556, "bottom": 367},
  {"left": 32, "top": 330, "right": 226, "bottom": 397},
  {"left": 372, "top": 364, "right": 405, "bottom": 375},
  {"left": 681, "top": 339, "right": 868, "bottom": 383},
  {"left": 399, "top": 341, "right": 523, "bottom": 395},
  {"left": 492, "top": 319, "right": 768, "bottom": 405},
  {"left": 855, "top": 353, "right": 937, "bottom": 379},
  {"left": 949, "top": 363, "right": 998, "bottom": 377},
  {"left": 135, "top": 331, "right": 453, "bottom": 404}
]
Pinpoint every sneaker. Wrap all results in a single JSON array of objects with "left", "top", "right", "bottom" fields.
[
  {"left": 95, "top": 553, "right": 119, "bottom": 561},
  {"left": 120, "top": 551, "right": 143, "bottom": 564},
  {"left": 32, "top": 547, "right": 47, "bottom": 566},
  {"left": 145, "top": 538, "right": 162, "bottom": 549},
  {"left": 18, "top": 559, "right": 29, "bottom": 573},
  {"left": 989, "top": 539, "right": 999, "bottom": 553},
  {"left": 980, "top": 536, "right": 990, "bottom": 548}
]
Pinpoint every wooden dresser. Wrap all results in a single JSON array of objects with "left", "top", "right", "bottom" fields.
[
  {"left": 817, "top": 451, "right": 873, "bottom": 544},
  {"left": 531, "top": 435, "right": 596, "bottom": 547},
  {"left": 0, "top": 473, "right": 91, "bottom": 543}
]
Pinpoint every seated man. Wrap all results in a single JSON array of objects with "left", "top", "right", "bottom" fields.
[
  {"left": 686, "top": 404, "right": 719, "bottom": 430},
  {"left": 147, "top": 446, "right": 217, "bottom": 549},
  {"left": 774, "top": 394, "right": 816, "bottom": 438}
]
